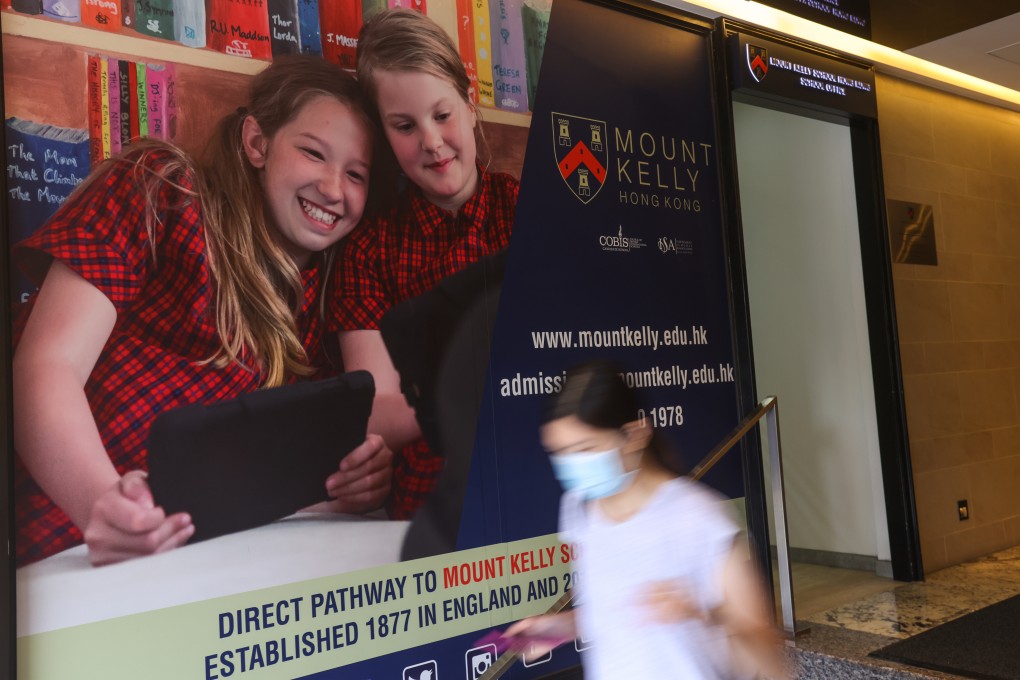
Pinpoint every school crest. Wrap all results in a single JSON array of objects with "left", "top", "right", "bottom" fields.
[
  {"left": 747, "top": 44, "right": 768, "bottom": 82},
  {"left": 552, "top": 113, "right": 609, "bottom": 205}
]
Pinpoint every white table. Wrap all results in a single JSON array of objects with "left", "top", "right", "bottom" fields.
[{"left": 16, "top": 512, "right": 410, "bottom": 636}]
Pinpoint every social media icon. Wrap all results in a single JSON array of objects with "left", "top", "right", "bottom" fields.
[
  {"left": 465, "top": 643, "right": 497, "bottom": 679},
  {"left": 402, "top": 659, "right": 438, "bottom": 680},
  {"left": 521, "top": 643, "right": 552, "bottom": 667}
]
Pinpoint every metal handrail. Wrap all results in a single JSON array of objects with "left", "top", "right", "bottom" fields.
[
  {"left": 690, "top": 396, "right": 796, "bottom": 638},
  {"left": 690, "top": 396, "right": 776, "bottom": 481}
]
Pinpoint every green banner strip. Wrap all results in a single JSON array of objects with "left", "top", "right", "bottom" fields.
[{"left": 18, "top": 535, "right": 577, "bottom": 680}]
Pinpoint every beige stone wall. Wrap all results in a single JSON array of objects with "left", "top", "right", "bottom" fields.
[{"left": 878, "top": 74, "right": 1020, "bottom": 574}]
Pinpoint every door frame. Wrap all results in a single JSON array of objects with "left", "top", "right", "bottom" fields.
[{"left": 715, "top": 19, "right": 923, "bottom": 582}]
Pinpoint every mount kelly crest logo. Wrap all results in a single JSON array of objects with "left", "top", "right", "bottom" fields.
[
  {"left": 553, "top": 113, "right": 608, "bottom": 204},
  {"left": 746, "top": 44, "right": 768, "bottom": 82}
]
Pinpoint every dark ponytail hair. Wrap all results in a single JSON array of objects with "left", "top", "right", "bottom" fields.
[{"left": 543, "top": 360, "right": 685, "bottom": 475}]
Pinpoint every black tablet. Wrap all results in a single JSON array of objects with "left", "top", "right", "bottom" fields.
[{"left": 146, "top": 371, "right": 375, "bottom": 543}]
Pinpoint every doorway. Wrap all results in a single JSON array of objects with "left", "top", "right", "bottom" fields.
[{"left": 732, "top": 102, "right": 894, "bottom": 586}]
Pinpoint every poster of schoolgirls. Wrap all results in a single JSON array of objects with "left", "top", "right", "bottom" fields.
[{"left": 3, "top": 0, "right": 744, "bottom": 678}]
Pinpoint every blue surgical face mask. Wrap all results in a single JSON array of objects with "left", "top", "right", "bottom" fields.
[{"left": 549, "top": 448, "right": 636, "bottom": 500}]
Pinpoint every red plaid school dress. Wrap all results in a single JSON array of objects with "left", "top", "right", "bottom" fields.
[
  {"left": 332, "top": 168, "right": 518, "bottom": 518},
  {"left": 13, "top": 150, "right": 333, "bottom": 566}
]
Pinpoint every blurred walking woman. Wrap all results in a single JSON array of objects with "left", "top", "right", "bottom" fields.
[{"left": 507, "top": 361, "right": 785, "bottom": 680}]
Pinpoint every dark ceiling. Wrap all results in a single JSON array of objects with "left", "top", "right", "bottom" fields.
[{"left": 871, "top": 0, "right": 1020, "bottom": 50}]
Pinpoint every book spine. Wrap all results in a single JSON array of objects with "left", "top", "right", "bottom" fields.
[
  {"left": 455, "top": 0, "right": 479, "bottom": 105},
  {"left": 172, "top": 0, "right": 206, "bottom": 47},
  {"left": 521, "top": 0, "right": 549, "bottom": 110},
  {"left": 128, "top": 62, "right": 140, "bottom": 141},
  {"left": 11, "top": 0, "right": 43, "bottom": 15},
  {"left": 134, "top": 0, "right": 174, "bottom": 39},
  {"left": 121, "top": 0, "right": 133, "bottom": 27},
  {"left": 118, "top": 60, "right": 132, "bottom": 147},
  {"left": 165, "top": 65, "right": 178, "bottom": 141},
  {"left": 107, "top": 58, "right": 121, "bottom": 156},
  {"left": 319, "top": 0, "right": 360, "bottom": 71},
  {"left": 268, "top": 0, "right": 300, "bottom": 56},
  {"left": 87, "top": 57, "right": 104, "bottom": 165},
  {"left": 489, "top": 0, "right": 527, "bottom": 112},
  {"left": 360, "top": 0, "right": 384, "bottom": 20},
  {"left": 207, "top": 0, "right": 272, "bottom": 60},
  {"left": 387, "top": 0, "right": 425, "bottom": 9},
  {"left": 42, "top": 0, "right": 80, "bottom": 22},
  {"left": 135, "top": 61, "right": 149, "bottom": 138},
  {"left": 145, "top": 64, "right": 167, "bottom": 141},
  {"left": 100, "top": 58, "right": 112, "bottom": 160},
  {"left": 297, "top": 0, "right": 321, "bottom": 56},
  {"left": 80, "top": 0, "right": 120, "bottom": 30},
  {"left": 472, "top": 0, "right": 495, "bottom": 106}
]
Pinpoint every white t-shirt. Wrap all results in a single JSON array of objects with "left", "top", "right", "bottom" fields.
[{"left": 559, "top": 477, "right": 740, "bottom": 680}]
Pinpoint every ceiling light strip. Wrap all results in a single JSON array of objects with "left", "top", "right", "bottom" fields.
[{"left": 655, "top": 0, "right": 1020, "bottom": 111}]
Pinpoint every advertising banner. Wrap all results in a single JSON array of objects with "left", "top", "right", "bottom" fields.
[
  {"left": 8, "top": 0, "right": 743, "bottom": 679},
  {"left": 462, "top": 0, "right": 742, "bottom": 552}
]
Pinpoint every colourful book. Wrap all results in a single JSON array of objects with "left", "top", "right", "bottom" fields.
[
  {"left": 118, "top": 59, "right": 132, "bottom": 146},
  {"left": 207, "top": 0, "right": 272, "bottom": 60},
  {"left": 11, "top": 0, "right": 43, "bottom": 15},
  {"left": 134, "top": 0, "right": 174, "bottom": 39},
  {"left": 320, "top": 0, "right": 360, "bottom": 70},
  {"left": 87, "top": 55, "right": 103, "bottom": 165},
  {"left": 42, "top": 0, "right": 80, "bottom": 22},
  {"left": 521, "top": 0, "right": 550, "bottom": 110},
  {"left": 107, "top": 58, "right": 121, "bottom": 156},
  {"left": 297, "top": 0, "right": 322, "bottom": 56},
  {"left": 135, "top": 61, "right": 149, "bottom": 138},
  {"left": 472, "top": 0, "right": 495, "bottom": 106},
  {"left": 100, "top": 57, "right": 112, "bottom": 160},
  {"left": 165, "top": 68, "right": 178, "bottom": 140},
  {"left": 128, "top": 63, "right": 141, "bottom": 141},
  {"left": 489, "top": 0, "right": 527, "bottom": 111},
  {"left": 173, "top": 0, "right": 206, "bottom": 47},
  {"left": 121, "top": 0, "right": 133, "bottom": 27},
  {"left": 360, "top": 0, "right": 384, "bottom": 20},
  {"left": 145, "top": 63, "right": 170, "bottom": 140},
  {"left": 387, "top": 0, "right": 424, "bottom": 9},
  {"left": 456, "top": 0, "right": 479, "bottom": 104},
  {"left": 81, "top": 0, "right": 120, "bottom": 30},
  {"left": 5, "top": 118, "right": 91, "bottom": 306},
  {"left": 269, "top": 0, "right": 301, "bottom": 55}
]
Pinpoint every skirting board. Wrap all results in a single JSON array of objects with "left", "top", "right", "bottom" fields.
[{"left": 772, "top": 545, "right": 893, "bottom": 578}]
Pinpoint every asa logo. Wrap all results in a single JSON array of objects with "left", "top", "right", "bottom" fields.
[
  {"left": 552, "top": 113, "right": 609, "bottom": 205},
  {"left": 747, "top": 44, "right": 768, "bottom": 83}
]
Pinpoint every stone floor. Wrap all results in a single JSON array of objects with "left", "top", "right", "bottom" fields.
[{"left": 785, "top": 545, "right": 1020, "bottom": 679}]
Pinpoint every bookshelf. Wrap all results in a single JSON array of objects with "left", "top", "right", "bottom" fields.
[
  {"left": 0, "top": 6, "right": 534, "bottom": 128},
  {"left": 2, "top": 11, "right": 264, "bottom": 74}
]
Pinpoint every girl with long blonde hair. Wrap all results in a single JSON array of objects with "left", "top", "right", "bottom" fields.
[{"left": 13, "top": 55, "right": 392, "bottom": 566}]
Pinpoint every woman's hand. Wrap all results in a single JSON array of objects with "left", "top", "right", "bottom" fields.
[
  {"left": 84, "top": 471, "right": 194, "bottom": 566},
  {"left": 641, "top": 579, "right": 704, "bottom": 624},
  {"left": 320, "top": 434, "right": 393, "bottom": 514},
  {"left": 503, "top": 612, "right": 576, "bottom": 659}
]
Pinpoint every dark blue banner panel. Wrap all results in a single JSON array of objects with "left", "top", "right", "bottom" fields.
[{"left": 461, "top": 0, "right": 743, "bottom": 558}]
